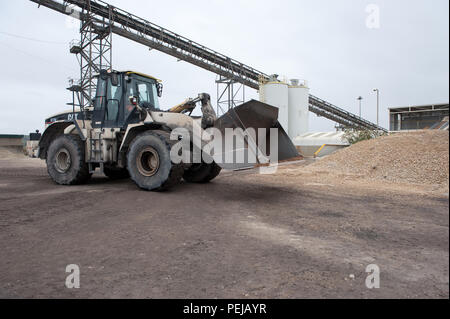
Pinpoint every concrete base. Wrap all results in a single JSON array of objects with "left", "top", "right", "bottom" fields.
[
  {"left": 296, "top": 144, "right": 346, "bottom": 158},
  {"left": 292, "top": 131, "right": 349, "bottom": 158}
]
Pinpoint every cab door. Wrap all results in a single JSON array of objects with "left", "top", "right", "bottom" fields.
[
  {"left": 120, "top": 77, "right": 141, "bottom": 128},
  {"left": 104, "top": 76, "right": 123, "bottom": 128},
  {"left": 91, "top": 77, "right": 107, "bottom": 128},
  {"left": 92, "top": 75, "right": 123, "bottom": 129}
]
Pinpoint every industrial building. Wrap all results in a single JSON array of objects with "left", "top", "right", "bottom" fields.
[
  {"left": 389, "top": 103, "right": 449, "bottom": 131},
  {"left": 0, "top": 134, "right": 24, "bottom": 147}
]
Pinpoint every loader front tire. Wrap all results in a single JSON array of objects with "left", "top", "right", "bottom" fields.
[
  {"left": 183, "top": 162, "right": 222, "bottom": 183},
  {"left": 46, "top": 135, "right": 91, "bottom": 185},
  {"left": 127, "top": 131, "right": 183, "bottom": 191}
]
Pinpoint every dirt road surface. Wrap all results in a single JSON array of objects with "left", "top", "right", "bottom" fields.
[{"left": 0, "top": 156, "right": 448, "bottom": 298}]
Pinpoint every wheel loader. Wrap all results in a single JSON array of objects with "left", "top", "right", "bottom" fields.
[{"left": 38, "top": 69, "right": 299, "bottom": 191}]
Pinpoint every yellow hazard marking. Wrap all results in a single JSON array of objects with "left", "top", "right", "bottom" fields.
[
  {"left": 125, "top": 71, "right": 162, "bottom": 82},
  {"left": 314, "top": 144, "right": 326, "bottom": 158}
]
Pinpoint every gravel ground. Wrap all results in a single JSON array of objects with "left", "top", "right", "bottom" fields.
[
  {"left": 0, "top": 146, "right": 24, "bottom": 160},
  {"left": 0, "top": 151, "right": 448, "bottom": 299}
]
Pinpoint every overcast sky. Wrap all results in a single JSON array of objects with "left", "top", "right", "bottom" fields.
[{"left": 0, "top": 0, "right": 448, "bottom": 134}]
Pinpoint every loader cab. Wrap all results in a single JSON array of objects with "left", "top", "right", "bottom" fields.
[{"left": 91, "top": 70, "right": 162, "bottom": 129}]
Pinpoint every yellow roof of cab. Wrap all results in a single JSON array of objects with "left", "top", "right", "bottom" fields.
[{"left": 125, "top": 71, "right": 162, "bottom": 82}]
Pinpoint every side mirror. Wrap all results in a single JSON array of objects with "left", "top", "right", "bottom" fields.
[
  {"left": 157, "top": 82, "right": 163, "bottom": 97},
  {"left": 111, "top": 73, "right": 119, "bottom": 86},
  {"left": 129, "top": 96, "right": 138, "bottom": 106}
]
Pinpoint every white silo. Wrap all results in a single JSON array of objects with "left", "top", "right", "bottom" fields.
[
  {"left": 288, "top": 79, "right": 310, "bottom": 139},
  {"left": 259, "top": 76, "right": 289, "bottom": 132}
]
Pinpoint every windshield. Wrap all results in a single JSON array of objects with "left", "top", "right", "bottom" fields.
[{"left": 132, "top": 75, "right": 160, "bottom": 110}]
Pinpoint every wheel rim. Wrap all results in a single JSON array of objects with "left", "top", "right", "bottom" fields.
[
  {"left": 136, "top": 147, "right": 160, "bottom": 177},
  {"left": 55, "top": 148, "right": 71, "bottom": 173}
]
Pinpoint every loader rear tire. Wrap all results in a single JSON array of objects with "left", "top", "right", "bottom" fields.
[
  {"left": 127, "top": 131, "right": 183, "bottom": 191},
  {"left": 183, "top": 162, "right": 222, "bottom": 183},
  {"left": 104, "top": 167, "right": 129, "bottom": 180},
  {"left": 46, "top": 135, "right": 91, "bottom": 185}
]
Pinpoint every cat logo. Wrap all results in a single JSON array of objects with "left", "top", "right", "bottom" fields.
[{"left": 67, "top": 113, "right": 78, "bottom": 121}]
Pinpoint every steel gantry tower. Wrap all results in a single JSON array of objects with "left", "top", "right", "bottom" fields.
[
  {"left": 67, "top": 0, "right": 113, "bottom": 108},
  {"left": 30, "top": 0, "right": 387, "bottom": 132}
]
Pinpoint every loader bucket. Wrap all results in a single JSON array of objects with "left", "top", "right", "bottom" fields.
[{"left": 212, "top": 100, "right": 300, "bottom": 170}]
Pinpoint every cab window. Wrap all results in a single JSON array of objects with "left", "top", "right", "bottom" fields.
[
  {"left": 124, "top": 79, "right": 137, "bottom": 120},
  {"left": 133, "top": 75, "right": 160, "bottom": 110},
  {"left": 106, "top": 77, "right": 122, "bottom": 122},
  {"left": 94, "top": 77, "right": 106, "bottom": 110}
]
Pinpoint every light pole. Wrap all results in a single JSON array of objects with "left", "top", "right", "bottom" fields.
[
  {"left": 373, "top": 88, "right": 379, "bottom": 127},
  {"left": 357, "top": 96, "right": 363, "bottom": 118}
]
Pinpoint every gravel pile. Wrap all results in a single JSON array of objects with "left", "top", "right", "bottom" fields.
[{"left": 308, "top": 130, "right": 449, "bottom": 186}]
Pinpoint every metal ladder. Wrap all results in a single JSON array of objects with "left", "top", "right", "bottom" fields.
[{"left": 89, "top": 131, "right": 104, "bottom": 173}]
